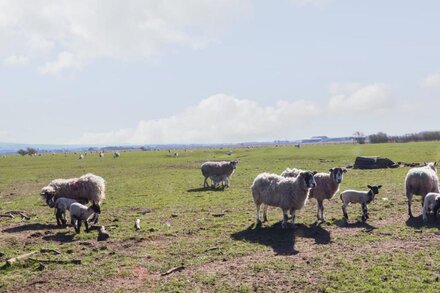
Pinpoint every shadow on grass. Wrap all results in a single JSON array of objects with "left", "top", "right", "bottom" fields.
[
  {"left": 334, "top": 219, "right": 377, "bottom": 231},
  {"left": 2, "top": 223, "right": 61, "bottom": 233},
  {"left": 230, "top": 221, "right": 331, "bottom": 255},
  {"left": 406, "top": 215, "right": 440, "bottom": 229},
  {"left": 42, "top": 232, "right": 75, "bottom": 243},
  {"left": 187, "top": 186, "right": 226, "bottom": 193}
]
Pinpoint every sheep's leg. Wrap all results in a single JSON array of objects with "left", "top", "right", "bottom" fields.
[
  {"left": 61, "top": 212, "right": 67, "bottom": 226},
  {"left": 256, "top": 203, "right": 262, "bottom": 225},
  {"left": 73, "top": 218, "right": 81, "bottom": 233},
  {"left": 290, "top": 209, "right": 296, "bottom": 226},
  {"left": 407, "top": 192, "right": 414, "bottom": 218},
  {"left": 342, "top": 203, "right": 348, "bottom": 220},
  {"left": 85, "top": 221, "right": 89, "bottom": 233},
  {"left": 203, "top": 177, "right": 209, "bottom": 188},
  {"left": 361, "top": 203, "right": 368, "bottom": 222},
  {"left": 281, "top": 209, "right": 289, "bottom": 229},
  {"left": 317, "top": 200, "right": 324, "bottom": 221},
  {"left": 56, "top": 209, "right": 62, "bottom": 226},
  {"left": 263, "top": 205, "right": 268, "bottom": 222}
]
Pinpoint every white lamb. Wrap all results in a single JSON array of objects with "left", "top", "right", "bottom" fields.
[
  {"left": 422, "top": 192, "right": 440, "bottom": 222},
  {"left": 404, "top": 162, "right": 439, "bottom": 218},
  {"left": 210, "top": 174, "right": 229, "bottom": 188},
  {"left": 53, "top": 197, "right": 78, "bottom": 226},
  {"left": 70, "top": 202, "right": 101, "bottom": 233},
  {"left": 251, "top": 171, "right": 317, "bottom": 228},
  {"left": 340, "top": 185, "right": 382, "bottom": 222}
]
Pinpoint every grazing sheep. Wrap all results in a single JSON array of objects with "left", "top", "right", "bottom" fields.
[
  {"left": 201, "top": 160, "right": 238, "bottom": 188},
  {"left": 422, "top": 192, "right": 440, "bottom": 222},
  {"left": 174, "top": 152, "right": 179, "bottom": 157},
  {"left": 40, "top": 173, "right": 106, "bottom": 208},
  {"left": 79, "top": 154, "right": 84, "bottom": 160},
  {"left": 251, "top": 171, "right": 317, "bottom": 228},
  {"left": 309, "top": 168, "right": 347, "bottom": 221},
  {"left": 70, "top": 202, "right": 101, "bottom": 233},
  {"left": 99, "top": 151, "right": 104, "bottom": 158},
  {"left": 340, "top": 185, "right": 382, "bottom": 222},
  {"left": 113, "top": 152, "right": 120, "bottom": 159},
  {"left": 405, "top": 162, "right": 439, "bottom": 218},
  {"left": 53, "top": 197, "right": 78, "bottom": 226}
]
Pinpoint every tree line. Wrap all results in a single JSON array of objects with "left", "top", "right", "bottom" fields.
[{"left": 369, "top": 131, "right": 440, "bottom": 143}]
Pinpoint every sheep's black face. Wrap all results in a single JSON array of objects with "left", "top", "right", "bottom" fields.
[
  {"left": 301, "top": 171, "right": 317, "bottom": 188},
  {"left": 367, "top": 185, "right": 382, "bottom": 195},
  {"left": 330, "top": 167, "right": 346, "bottom": 184},
  {"left": 230, "top": 160, "right": 238, "bottom": 169},
  {"left": 40, "top": 187, "right": 56, "bottom": 207}
]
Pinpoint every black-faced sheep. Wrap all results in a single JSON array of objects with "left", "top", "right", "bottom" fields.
[
  {"left": 340, "top": 185, "right": 382, "bottom": 222},
  {"left": 309, "top": 168, "right": 347, "bottom": 221},
  {"left": 54, "top": 197, "right": 78, "bottom": 226},
  {"left": 40, "top": 173, "right": 106, "bottom": 209},
  {"left": 113, "top": 152, "right": 120, "bottom": 159},
  {"left": 201, "top": 160, "right": 238, "bottom": 188},
  {"left": 251, "top": 171, "right": 317, "bottom": 228},
  {"left": 422, "top": 192, "right": 440, "bottom": 222},
  {"left": 70, "top": 202, "right": 101, "bottom": 233},
  {"left": 404, "top": 162, "right": 439, "bottom": 218}
]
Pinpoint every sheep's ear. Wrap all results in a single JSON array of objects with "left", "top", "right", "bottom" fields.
[
  {"left": 435, "top": 162, "right": 437, "bottom": 166},
  {"left": 378, "top": 185, "right": 382, "bottom": 189},
  {"left": 40, "top": 191, "right": 46, "bottom": 195},
  {"left": 329, "top": 168, "right": 334, "bottom": 172},
  {"left": 343, "top": 168, "right": 348, "bottom": 173},
  {"left": 313, "top": 171, "right": 317, "bottom": 175},
  {"left": 367, "top": 185, "right": 372, "bottom": 189}
]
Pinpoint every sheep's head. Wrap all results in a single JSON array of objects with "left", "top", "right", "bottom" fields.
[
  {"left": 300, "top": 171, "right": 317, "bottom": 188},
  {"left": 367, "top": 185, "right": 382, "bottom": 195},
  {"left": 329, "top": 167, "right": 347, "bottom": 184},
  {"left": 40, "top": 186, "right": 56, "bottom": 207},
  {"left": 433, "top": 197, "right": 440, "bottom": 221},
  {"left": 425, "top": 162, "right": 437, "bottom": 172},
  {"left": 230, "top": 160, "right": 238, "bottom": 169}
]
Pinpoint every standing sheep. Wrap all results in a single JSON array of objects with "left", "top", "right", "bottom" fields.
[
  {"left": 201, "top": 160, "right": 238, "bottom": 188},
  {"left": 422, "top": 192, "right": 440, "bottom": 222},
  {"left": 70, "top": 202, "right": 101, "bottom": 233},
  {"left": 309, "top": 168, "right": 347, "bottom": 221},
  {"left": 113, "top": 152, "right": 120, "bottom": 159},
  {"left": 53, "top": 197, "right": 78, "bottom": 226},
  {"left": 404, "top": 162, "right": 439, "bottom": 218},
  {"left": 40, "top": 173, "right": 106, "bottom": 209},
  {"left": 251, "top": 171, "right": 317, "bottom": 228},
  {"left": 340, "top": 185, "right": 382, "bottom": 222}
]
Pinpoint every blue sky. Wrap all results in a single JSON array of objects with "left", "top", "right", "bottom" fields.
[{"left": 0, "top": 0, "right": 439, "bottom": 145}]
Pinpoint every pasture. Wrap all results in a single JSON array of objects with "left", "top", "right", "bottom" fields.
[{"left": 0, "top": 142, "right": 440, "bottom": 292}]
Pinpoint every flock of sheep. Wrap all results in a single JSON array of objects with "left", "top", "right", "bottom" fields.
[{"left": 37, "top": 157, "right": 440, "bottom": 236}]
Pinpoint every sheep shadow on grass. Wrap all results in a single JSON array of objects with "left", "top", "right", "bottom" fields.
[
  {"left": 230, "top": 222, "right": 331, "bottom": 256},
  {"left": 334, "top": 219, "right": 376, "bottom": 232},
  {"left": 405, "top": 215, "right": 440, "bottom": 229},
  {"left": 187, "top": 186, "right": 226, "bottom": 193},
  {"left": 2, "top": 223, "right": 61, "bottom": 233},
  {"left": 42, "top": 232, "right": 76, "bottom": 243}
]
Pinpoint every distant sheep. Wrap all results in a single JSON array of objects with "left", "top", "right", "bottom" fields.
[
  {"left": 40, "top": 173, "right": 106, "bottom": 208},
  {"left": 113, "top": 152, "right": 120, "bottom": 159},
  {"left": 99, "top": 151, "right": 104, "bottom": 158},
  {"left": 309, "top": 168, "right": 347, "bottom": 221},
  {"left": 79, "top": 154, "right": 84, "bottom": 160},
  {"left": 422, "top": 192, "right": 440, "bottom": 222},
  {"left": 404, "top": 162, "right": 439, "bottom": 218},
  {"left": 280, "top": 167, "right": 304, "bottom": 178},
  {"left": 251, "top": 171, "right": 317, "bottom": 228},
  {"left": 201, "top": 160, "right": 238, "bottom": 188},
  {"left": 70, "top": 202, "right": 101, "bottom": 233},
  {"left": 54, "top": 197, "right": 78, "bottom": 226},
  {"left": 340, "top": 185, "right": 382, "bottom": 222}
]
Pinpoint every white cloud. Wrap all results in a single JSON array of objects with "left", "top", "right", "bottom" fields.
[
  {"left": 328, "top": 83, "right": 393, "bottom": 114},
  {"left": 3, "top": 55, "right": 29, "bottom": 66},
  {"left": 0, "top": 0, "right": 250, "bottom": 75},
  {"left": 74, "top": 94, "right": 321, "bottom": 145},
  {"left": 290, "top": 0, "right": 333, "bottom": 7},
  {"left": 0, "top": 130, "right": 9, "bottom": 140},
  {"left": 420, "top": 73, "right": 440, "bottom": 88}
]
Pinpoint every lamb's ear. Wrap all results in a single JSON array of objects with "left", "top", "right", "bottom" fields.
[
  {"left": 367, "top": 185, "right": 372, "bottom": 189},
  {"left": 329, "top": 168, "right": 334, "bottom": 172},
  {"left": 378, "top": 185, "right": 382, "bottom": 189},
  {"left": 342, "top": 168, "right": 348, "bottom": 173},
  {"left": 313, "top": 171, "right": 318, "bottom": 175},
  {"left": 435, "top": 162, "right": 437, "bottom": 167}
]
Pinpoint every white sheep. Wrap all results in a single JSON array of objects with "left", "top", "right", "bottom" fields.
[
  {"left": 99, "top": 151, "right": 104, "bottom": 158},
  {"left": 40, "top": 173, "right": 106, "bottom": 209},
  {"left": 53, "top": 197, "right": 78, "bottom": 226},
  {"left": 113, "top": 152, "right": 120, "bottom": 158},
  {"left": 201, "top": 160, "right": 238, "bottom": 188},
  {"left": 308, "top": 168, "right": 347, "bottom": 221},
  {"left": 405, "top": 162, "right": 439, "bottom": 218},
  {"left": 422, "top": 192, "right": 440, "bottom": 222},
  {"left": 251, "top": 171, "right": 317, "bottom": 228},
  {"left": 79, "top": 154, "right": 84, "bottom": 160},
  {"left": 70, "top": 202, "right": 101, "bottom": 233},
  {"left": 210, "top": 174, "right": 229, "bottom": 188},
  {"left": 340, "top": 185, "right": 382, "bottom": 222}
]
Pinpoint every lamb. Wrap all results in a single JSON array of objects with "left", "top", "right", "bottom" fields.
[
  {"left": 251, "top": 171, "right": 317, "bottom": 228},
  {"left": 340, "top": 185, "right": 382, "bottom": 222},
  {"left": 210, "top": 174, "right": 229, "bottom": 188},
  {"left": 113, "top": 152, "right": 120, "bottom": 159},
  {"left": 405, "top": 162, "right": 439, "bottom": 218},
  {"left": 53, "top": 197, "right": 78, "bottom": 226},
  {"left": 201, "top": 160, "right": 238, "bottom": 188},
  {"left": 70, "top": 202, "right": 101, "bottom": 233},
  {"left": 308, "top": 168, "right": 347, "bottom": 221},
  {"left": 422, "top": 192, "right": 440, "bottom": 222},
  {"left": 40, "top": 173, "right": 106, "bottom": 210}
]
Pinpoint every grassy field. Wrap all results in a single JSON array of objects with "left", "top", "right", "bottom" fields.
[{"left": 1, "top": 142, "right": 440, "bottom": 292}]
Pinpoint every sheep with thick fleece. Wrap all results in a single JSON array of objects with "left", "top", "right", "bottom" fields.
[
  {"left": 113, "top": 152, "right": 120, "bottom": 158},
  {"left": 54, "top": 197, "right": 78, "bottom": 226},
  {"left": 280, "top": 168, "right": 304, "bottom": 178},
  {"left": 422, "top": 192, "right": 440, "bottom": 222},
  {"left": 251, "top": 171, "right": 317, "bottom": 228},
  {"left": 340, "top": 185, "right": 382, "bottom": 222},
  {"left": 201, "top": 160, "right": 238, "bottom": 188},
  {"left": 70, "top": 202, "right": 101, "bottom": 233},
  {"left": 309, "top": 168, "right": 347, "bottom": 221},
  {"left": 405, "top": 162, "right": 439, "bottom": 218},
  {"left": 40, "top": 173, "right": 106, "bottom": 208}
]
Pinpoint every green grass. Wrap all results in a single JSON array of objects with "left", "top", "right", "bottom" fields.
[{"left": 0, "top": 142, "right": 440, "bottom": 292}]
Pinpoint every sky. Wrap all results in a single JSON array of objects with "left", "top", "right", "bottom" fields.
[{"left": 0, "top": 0, "right": 440, "bottom": 145}]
